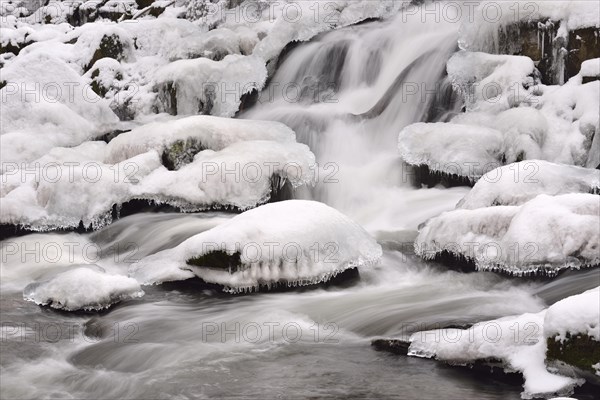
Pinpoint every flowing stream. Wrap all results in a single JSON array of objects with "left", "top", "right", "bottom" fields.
[{"left": 1, "top": 7, "right": 597, "bottom": 400}]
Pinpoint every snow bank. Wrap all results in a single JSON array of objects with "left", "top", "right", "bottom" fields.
[
  {"left": 23, "top": 266, "right": 144, "bottom": 311},
  {"left": 416, "top": 193, "right": 600, "bottom": 276},
  {"left": 458, "top": 161, "right": 600, "bottom": 209},
  {"left": 130, "top": 200, "right": 382, "bottom": 292},
  {"left": 408, "top": 287, "right": 600, "bottom": 398}
]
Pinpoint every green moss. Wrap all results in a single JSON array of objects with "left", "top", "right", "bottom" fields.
[
  {"left": 547, "top": 333, "right": 600, "bottom": 373},
  {"left": 187, "top": 251, "right": 241, "bottom": 270},
  {"left": 161, "top": 138, "right": 206, "bottom": 170}
]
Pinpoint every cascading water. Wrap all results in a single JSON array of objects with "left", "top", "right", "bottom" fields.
[
  {"left": 242, "top": 11, "right": 468, "bottom": 235},
  {"left": 1, "top": 4, "right": 598, "bottom": 400}
]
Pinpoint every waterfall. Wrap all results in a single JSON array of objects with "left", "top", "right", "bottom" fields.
[{"left": 242, "top": 9, "right": 468, "bottom": 235}]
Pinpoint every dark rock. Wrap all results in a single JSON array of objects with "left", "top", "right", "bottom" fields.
[
  {"left": 187, "top": 250, "right": 241, "bottom": 270},
  {"left": 566, "top": 28, "right": 600, "bottom": 83},
  {"left": 161, "top": 138, "right": 206, "bottom": 170},
  {"left": 547, "top": 333, "right": 600, "bottom": 373},
  {"left": 372, "top": 338, "right": 411, "bottom": 355},
  {"left": 407, "top": 164, "right": 474, "bottom": 189},
  {"left": 84, "top": 34, "right": 128, "bottom": 73}
]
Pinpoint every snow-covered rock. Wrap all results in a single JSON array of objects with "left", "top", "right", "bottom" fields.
[
  {"left": 0, "top": 116, "right": 316, "bottom": 231},
  {"left": 416, "top": 193, "right": 600, "bottom": 276},
  {"left": 399, "top": 51, "right": 599, "bottom": 181},
  {"left": 23, "top": 266, "right": 144, "bottom": 311},
  {"left": 407, "top": 288, "right": 600, "bottom": 398},
  {"left": 458, "top": 161, "right": 600, "bottom": 209},
  {"left": 130, "top": 200, "right": 382, "bottom": 292}
]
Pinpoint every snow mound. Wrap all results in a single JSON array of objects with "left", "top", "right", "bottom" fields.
[
  {"left": 23, "top": 267, "right": 144, "bottom": 311},
  {"left": 105, "top": 115, "right": 296, "bottom": 163},
  {"left": 544, "top": 287, "right": 600, "bottom": 341},
  {"left": 398, "top": 122, "right": 504, "bottom": 181},
  {"left": 447, "top": 51, "right": 537, "bottom": 112},
  {"left": 416, "top": 193, "right": 600, "bottom": 276},
  {"left": 0, "top": 51, "right": 119, "bottom": 166},
  {"left": 458, "top": 161, "right": 600, "bottom": 209},
  {"left": 130, "top": 200, "right": 382, "bottom": 293}
]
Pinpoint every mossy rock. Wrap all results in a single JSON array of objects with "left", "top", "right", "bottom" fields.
[
  {"left": 547, "top": 333, "right": 600, "bottom": 373},
  {"left": 161, "top": 138, "right": 206, "bottom": 170},
  {"left": 84, "top": 34, "right": 127, "bottom": 72},
  {"left": 187, "top": 250, "right": 241, "bottom": 270}
]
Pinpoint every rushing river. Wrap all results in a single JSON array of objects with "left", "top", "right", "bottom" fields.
[{"left": 1, "top": 6, "right": 598, "bottom": 400}]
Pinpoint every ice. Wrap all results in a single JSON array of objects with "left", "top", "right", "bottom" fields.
[
  {"left": 544, "top": 287, "right": 600, "bottom": 341},
  {"left": 130, "top": 200, "right": 382, "bottom": 292},
  {"left": 152, "top": 54, "right": 267, "bottom": 117},
  {"left": 1, "top": 118, "right": 315, "bottom": 230},
  {"left": 23, "top": 266, "right": 144, "bottom": 311},
  {"left": 458, "top": 160, "right": 600, "bottom": 209},
  {"left": 0, "top": 51, "right": 119, "bottom": 165},
  {"left": 416, "top": 193, "right": 600, "bottom": 276},
  {"left": 398, "top": 122, "right": 504, "bottom": 181},
  {"left": 407, "top": 287, "right": 599, "bottom": 398},
  {"left": 458, "top": 0, "right": 600, "bottom": 53},
  {"left": 399, "top": 50, "right": 599, "bottom": 177},
  {"left": 105, "top": 115, "right": 297, "bottom": 162},
  {"left": 447, "top": 51, "right": 537, "bottom": 112}
]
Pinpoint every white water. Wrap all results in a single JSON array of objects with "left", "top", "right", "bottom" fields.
[
  {"left": 242, "top": 11, "right": 469, "bottom": 235},
  {"left": 1, "top": 7, "right": 598, "bottom": 400}
]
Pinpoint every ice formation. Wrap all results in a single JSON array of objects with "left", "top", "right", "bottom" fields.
[
  {"left": 399, "top": 52, "right": 600, "bottom": 180},
  {"left": 407, "top": 287, "right": 600, "bottom": 398},
  {"left": 458, "top": 160, "right": 600, "bottom": 209},
  {"left": 130, "top": 200, "right": 382, "bottom": 292},
  {"left": 0, "top": 115, "right": 316, "bottom": 230},
  {"left": 416, "top": 193, "right": 600, "bottom": 276},
  {"left": 23, "top": 266, "right": 144, "bottom": 311}
]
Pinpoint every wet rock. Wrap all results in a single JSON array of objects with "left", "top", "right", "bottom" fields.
[
  {"left": 496, "top": 20, "right": 600, "bottom": 84},
  {"left": 407, "top": 164, "right": 474, "bottom": 189},
  {"left": 187, "top": 250, "right": 241, "bottom": 270},
  {"left": 372, "top": 338, "right": 411, "bottom": 355},
  {"left": 567, "top": 28, "right": 600, "bottom": 83}
]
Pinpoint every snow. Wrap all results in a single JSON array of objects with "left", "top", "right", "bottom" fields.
[
  {"left": 458, "top": 0, "right": 600, "bottom": 53},
  {"left": 416, "top": 193, "right": 600, "bottom": 276},
  {"left": 447, "top": 51, "right": 536, "bottom": 112},
  {"left": 104, "top": 115, "right": 297, "bottom": 162},
  {"left": 23, "top": 266, "right": 144, "bottom": 311},
  {"left": 399, "top": 49, "right": 599, "bottom": 177},
  {"left": 0, "top": 117, "right": 316, "bottom": 230},
  {"left": 130, "top": 200, "right": 382, "bottom": 292},
  {"left": 398, "top": 122, "right": 504, "bottom": 181},
  {"left": 544, "top": 287, "right": 600, "bottom": 341},
  {"left": 408, "top": 287, "right": 600, "bottom": 398},
  {"left": 0, "top": 51, "right": 119, "bottom": 166},
  {"left": 458, "top": 160, "right": 600, "bottom": 209},
  {"left": 580, "top": 58, "right": 600, "bottom": 80}
]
